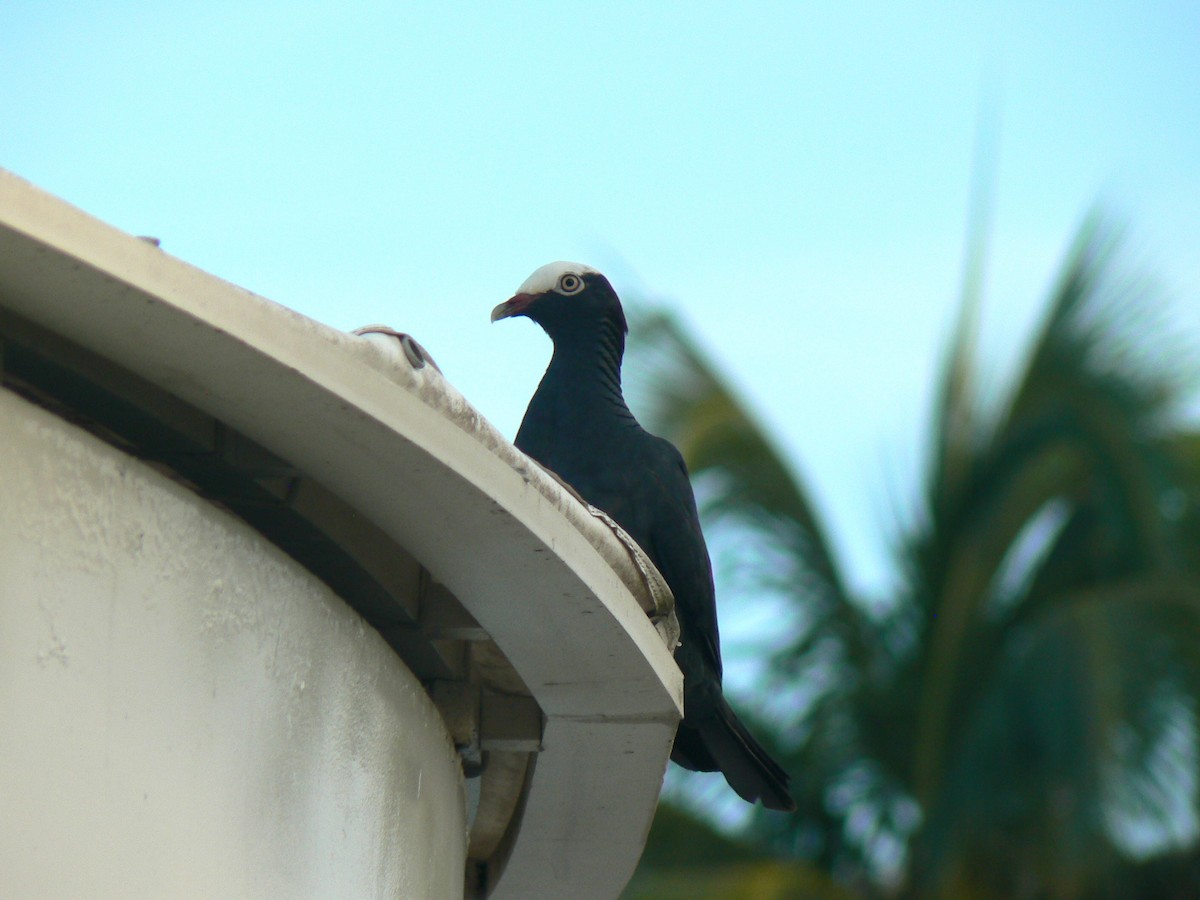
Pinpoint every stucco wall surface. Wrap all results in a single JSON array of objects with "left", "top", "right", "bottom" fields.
[{"left": 0, "top": 387, "right": 466, "bottom": 898}]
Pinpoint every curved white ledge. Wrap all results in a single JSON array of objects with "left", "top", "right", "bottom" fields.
[{"left": 0, "top": 168, "right": 682, "bottom": 899}]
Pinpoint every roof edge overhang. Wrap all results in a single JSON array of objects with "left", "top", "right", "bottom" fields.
[{"left": 0, "top": 168, "right": 682, "bottom": 899}]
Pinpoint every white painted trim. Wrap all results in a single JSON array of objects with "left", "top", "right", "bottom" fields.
[{"left": 0, "top": 168, "right": 681, "bottom": 900}]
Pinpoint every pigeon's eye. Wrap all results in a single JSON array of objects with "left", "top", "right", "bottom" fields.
[{"left": 557, "top": 273, "right": 585, "bottom": 295}]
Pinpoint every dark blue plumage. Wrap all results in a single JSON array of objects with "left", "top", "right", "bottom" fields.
[{"left": 493, "top": 262, "right": 794, "bottom": 812}]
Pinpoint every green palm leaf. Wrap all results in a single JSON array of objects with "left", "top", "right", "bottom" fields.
[{"left": 626, "top": 214, "right": 1200, "bottom": 896}]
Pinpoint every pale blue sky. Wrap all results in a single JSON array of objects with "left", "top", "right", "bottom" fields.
[{"left": 4, "top": 1, "right": 1198, "bottom": 601}]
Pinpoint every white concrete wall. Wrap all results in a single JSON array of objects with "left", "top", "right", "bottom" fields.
[{"left": 0, "top": 387, "right": 465, "bottom": 898}]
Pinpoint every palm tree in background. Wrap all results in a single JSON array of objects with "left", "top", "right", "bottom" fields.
[{"left": 622, "top": 217, "right": 1200, "bottom": 898}]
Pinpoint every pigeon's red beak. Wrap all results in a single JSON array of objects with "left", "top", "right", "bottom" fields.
[{"left": 490, "top": 293, "right": 535, "bottom": 322}]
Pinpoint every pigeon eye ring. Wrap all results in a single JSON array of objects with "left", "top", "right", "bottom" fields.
[{"left": 556, "top": 273, "right": 584, "bottom": 295}]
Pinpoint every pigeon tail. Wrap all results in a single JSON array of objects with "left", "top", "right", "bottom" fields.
[{"left": 676, "top": 697, "right": 796, "bottom": 813}]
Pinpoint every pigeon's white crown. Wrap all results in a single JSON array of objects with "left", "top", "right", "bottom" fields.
[{"left": 516, "top": 261, "right": 601, "bottom": 295}]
